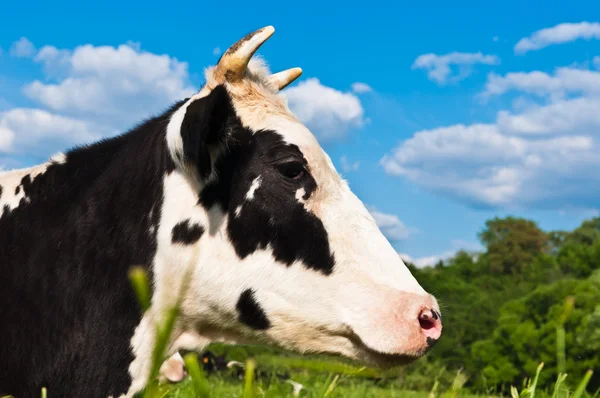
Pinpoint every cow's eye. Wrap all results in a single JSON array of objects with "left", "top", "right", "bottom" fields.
[{"left": 277, "top": 162, "right": 306, "bottom": 180}]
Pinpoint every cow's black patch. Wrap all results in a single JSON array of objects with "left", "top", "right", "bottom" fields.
[
  {"left": 20, "top": 174, "right": 32, "bottom": 190},
  {"left": 193, "top": 86, "right": 335, "bottom": 275},
  {"left": 0, "top": 99, "right": 186, "bottom": 398},
  {"left": 236, "top": 289, "right": 270, "bottom": 330},
  {"left": 180, "top": 85, "right": 232, "bottom": 179},
  {"left": 426, "top": 337, "right": 438, "bottom": 349},
  {"left": 172, "top": 219, "right": 205, "bottom": 244},
  {"left": 0, "top": 184, "right": 2, "bottom": 199}
]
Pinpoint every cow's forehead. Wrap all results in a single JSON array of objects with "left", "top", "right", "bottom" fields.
[
  {"left": 246, "top": 111, "right": 342, "bottom": 197},
  {"left": 199, "top": 59, "right": 343, "bottom": 198},
  {"left": 229, "top": 89, "right": 340, "bottom": 183}
]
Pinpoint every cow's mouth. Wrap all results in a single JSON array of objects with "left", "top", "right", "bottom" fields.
[
  {"left": 346, "top": 331, "right": 426, "bottom": 369},
  {"left": 307, "top": 325, "right": 428, "bottom": 369}
]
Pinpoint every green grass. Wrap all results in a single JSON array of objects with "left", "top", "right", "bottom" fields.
[
  {"left": 126, "top": 267, "right": 594, "bottom": 398},
  {"left": 132, "top": 357, "right": 595, "bottom": 398},
  {"left": 7, "top": 269, "right": 593, "bottom": 398}
]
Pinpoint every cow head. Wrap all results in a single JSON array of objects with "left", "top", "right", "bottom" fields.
[{"left": 148, "top": 26, "right": 442, "bottom": 374}]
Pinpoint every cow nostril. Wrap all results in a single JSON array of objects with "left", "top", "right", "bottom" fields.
[
  {"left": 418, "top": 313, "right": 435, "bottom": 330},
  {"left": 418, "top": 309, "right": 442, "bottom": 341}
]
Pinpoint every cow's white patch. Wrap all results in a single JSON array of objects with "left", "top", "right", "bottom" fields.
[
  {"left": 0, "top": 162, "right": 49, "bottom": 213},
  {"left": 127, "top": 171, "right": 210, "bottom": 396},
  {"left": 235, "top": 205, "right": 243, "bottom": 218},
  {"left": 158, "top": 352, "right": 186, "bottom": 383},
  {"left": 50, "top": 152, "right": 67, "bottom": 164},
  {"left": 147, "top": 207, "right": 156, "bottom": 235},
  {"left": 295, "top": 188, "right": 306, "bottom": 203},
  {"left": 245, "top": 176, "right": 261, "bottom": 201},
  {"left": 166, "top": 87, "right": 213, "bottom": 178}
]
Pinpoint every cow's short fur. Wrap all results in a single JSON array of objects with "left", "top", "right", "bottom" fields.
[{"left": 0, "top": 35, "right": 441, "bottom": 398}]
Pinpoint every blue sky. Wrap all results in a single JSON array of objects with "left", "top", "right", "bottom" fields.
[{"left": 1, "top": 1, "right": 600, "bottom": 265}]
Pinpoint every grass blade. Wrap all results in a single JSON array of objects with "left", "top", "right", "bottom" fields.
[
  {"left": 128, "top": 266, "right": 151, "bottom": 313},
  {"left": 429, "top": 379, "right": 439, "bottom": 398},
  {"left": 557, "top": 296, "right": 575, "bottom": 375},
  {"left": 322, "top": 374, "right": 340, "bottom": 397},
  {"left": 243, "top": 358, "right": 257, "bottom": 398},
  {"left": 183, "top": 353, "right": 210, "bottom": 398},
  {"left": 572, "top": 370, "right": 593, "bottom": 398},
  {"left": 528, "top": 362, "right": 544, "bottom": 398},
  {"left": 318, "top": 373, "right": 334, "bottom": 397},
  {"left": 144, "top": 305, "right": 180, "bottom": 398},
  {"left": 551, "top": 373, "right": 568, "bottom": 398},
  {"left": 133, "top": 266, "right": 193, "bottom": 398},
  {"left": 510, "top": 385, "right": 520, "bottom": 398},
  {"left": 40, "top": 387, "right": 47, "bottom": 398}
]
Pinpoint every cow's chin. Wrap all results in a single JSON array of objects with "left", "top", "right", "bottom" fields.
[
  {"left": 307, "top": 331, "right": 426, "bottom": 370},
  {"left": 255, "top": 329, "right": 428, "bottom": 371},
  {"left": 187, "top": 323, "right": 426, "bottom": 370},
  {"left": 344, "top": 337, "right": 425, "bottom": 369}
]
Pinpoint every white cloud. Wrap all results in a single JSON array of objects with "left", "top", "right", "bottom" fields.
[
  {"left": 482, "top": 67, "right": 600, "bottom": 100},
  {"left": 284, "top": 78, "right": 365, "bottom": 142},
  {"left": 399, "top": 240, "right": 482, "bottom": 268},
  {"left": 9, "top": 37, "right": 36, "bottom": 58},
  {"left": 125, "top": 40, "right": 142, "bottom": 52},
  {"left": 212, "top": 47, "right": 222, "bottom": 56},
  {"left": 0, "top": 108, "right": 104, "bottom": 154},
  {"left": 384, "top": 57, "right": 600, "bottom": 210},
  {"left": 340, "top": 155, "right": 359, "bottom": 173},
  {"left": 351, "top": 82, "right": 372, "bottom": 94},
  {"left": 412, "top": 52, "right": 500, "bottom": 85},
  {"left": 515, "top": 22, "right": 600, "bottom": 54},
  {"left": 381, "top": 91, "right": 600, "bottom": 209},
  {"left": 367, "top": 206, "right": 412, "bottom": 241},
  {"left": 0, "top": 41, "right": 197, "bottom": 164},
  {"left": 22, "top": 42, "right": 196, "bottom": 129},
  {"left": 399, "top": 251, "right": 453, "bottom": 268}
]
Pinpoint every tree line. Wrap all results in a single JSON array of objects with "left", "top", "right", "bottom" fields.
[{"left": 403, "top": 216, "right": 600, "bottom": 394}]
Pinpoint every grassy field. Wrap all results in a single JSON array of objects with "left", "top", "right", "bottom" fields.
[
  {"left": 5, "top": 267, "right": 594, "bottom": 398},
  {"left": 129, "top": 266, "right": 594, "bottom": 398},
  {"left": 16, "top": 354, "right": 595, "bottom": 398},
  {"left": 128, "top": 265, "right": 596, "bottom": 398},
  {"left": 138, "top": 353, "right": 593, "bottom": 398}
]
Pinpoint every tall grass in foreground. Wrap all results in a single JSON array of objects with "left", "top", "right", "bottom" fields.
[
  {"left": 5, "top": 270, "right": 592, "bottom": 398},
  {"left": 125, "top": 268, "right": 595, "bottom": 398}
]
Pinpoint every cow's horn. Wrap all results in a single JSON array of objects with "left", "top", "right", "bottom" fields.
[
  {"left": 268, "top": 67, "right": 303, "bottom": 90},
  {"left": 216, "top": 26, "right": 275, "bottom": 82}
]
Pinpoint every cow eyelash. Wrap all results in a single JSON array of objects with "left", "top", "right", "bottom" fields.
[{"left": 276, "top": 161, "right": 306, "bottom": 181}]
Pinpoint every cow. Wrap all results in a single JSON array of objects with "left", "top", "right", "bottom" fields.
[{"left": 0, "top": 26, "right": 443, "bottom": 398}]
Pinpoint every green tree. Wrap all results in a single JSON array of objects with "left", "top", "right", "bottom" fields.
[
  {"left": 557, "top": 218, "right": 600, "bottom": 278},
  {"left": 565, "top": 217, "right": 600, "bottom": 245},
  {"left": 402, "top": 215, "right": 600, "bottom": 394},
  {"left": 470, "top": 273, "right": 600, "bottom": 392},
  {"left": 478, "top": 217, "right": 548, "bottom": 276},
  {"left": 546, "top": 230, "right": 569, "bottom": 254}
]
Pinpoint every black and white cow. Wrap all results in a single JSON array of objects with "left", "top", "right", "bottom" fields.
[{"left": 0, "top": 26, "right": 442, "bottom": 398}]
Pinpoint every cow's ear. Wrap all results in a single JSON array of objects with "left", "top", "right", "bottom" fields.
[{"left": 180, "top": 84, "right": 233, "bottom": 179}]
